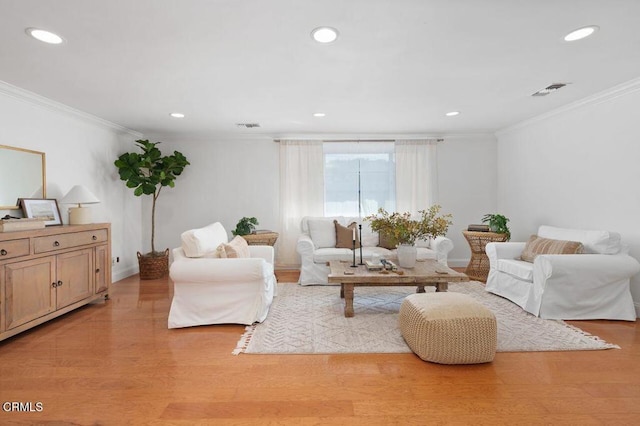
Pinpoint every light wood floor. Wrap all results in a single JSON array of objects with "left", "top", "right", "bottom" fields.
[{"left": 1, "top": 270, "right": 639, "bottom": 425}]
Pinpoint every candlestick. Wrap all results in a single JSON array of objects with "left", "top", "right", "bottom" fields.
[
  {"left": 358, "top": 160, "right": 362, "bottom": 220},
  {"left": 351, "top": 237, "right": 357, "bottom": 268},
  {"left": 358, "top": 224, "right": 364, "bottom": 265}
]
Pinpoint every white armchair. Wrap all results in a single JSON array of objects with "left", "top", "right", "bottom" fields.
[
  {"left": 485, "top": 225, "right": 640, "bottom": 321},
  {"left": 168, "top": 222, "right": 277, "bottom": 328}
]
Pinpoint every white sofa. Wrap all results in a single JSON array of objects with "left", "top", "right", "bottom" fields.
[
  {"left": 296, "top": 216, "right": 454, "bottom": 285},
  {"left": 168, "top": 222, "right": 277, "bottom": 328},
  {"left": 485, "top": 225, "right": 640, "bottom": 321}
]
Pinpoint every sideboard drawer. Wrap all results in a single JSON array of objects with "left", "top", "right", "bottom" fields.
[
  {"left": 34, "top": 229, "right": 108, "bottom": 253},
  {"left": 0, "top": 238, "right": 30, "bottom": 260}
]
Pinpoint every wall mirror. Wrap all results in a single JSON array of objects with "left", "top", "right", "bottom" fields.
[{"left": 0, "top": 145, "right": 46, "bottom": 210}]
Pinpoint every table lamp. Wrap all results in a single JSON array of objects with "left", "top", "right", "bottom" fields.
[{"left": 60, "top": 185, "right": 100, "bottom": 225}]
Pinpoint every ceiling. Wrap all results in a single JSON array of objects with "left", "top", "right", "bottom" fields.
[{"left": 1, "top": 0, "right": 640, "bottom": 140}]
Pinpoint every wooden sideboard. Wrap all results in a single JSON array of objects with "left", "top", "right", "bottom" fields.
[{"left": 0, "top": 223, "right": 111, "bottom": 342}]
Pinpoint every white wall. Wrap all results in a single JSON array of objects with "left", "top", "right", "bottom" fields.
[
  {"left": 0, "top": 83, "right": 142, "bottom": 282},
  {"left": 147, "top": 137, "right": 280, "bottom": 256},
  {"left": 496, "top": 80, "right": 640, "bottom": 315},
  {"left": 0, "top": 81, "right": 498, "bottom": 280},
  {"left": 149, "top": 135, "right": 496, "bottom": 268},
  {"left": 0, "top": 81, "right": 494, "bottom": 278},
  {"left": 437, "top": 135, "right": 498, "bottom": 266}
]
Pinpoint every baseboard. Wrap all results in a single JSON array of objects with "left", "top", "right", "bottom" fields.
[{"left": 112, "top": 266, "right": 139, "bottom": 283}]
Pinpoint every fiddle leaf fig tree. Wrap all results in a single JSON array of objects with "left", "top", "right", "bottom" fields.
[{"left": 115, "top": 139, "right": 190, "bottom": 255}]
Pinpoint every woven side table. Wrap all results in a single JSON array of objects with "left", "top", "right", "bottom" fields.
[
  {"left": 462, "top": 231, "right": 509, "bottom": 282},
  {"left": 241, "top": 231, "right": 279, "bottom": 246}
]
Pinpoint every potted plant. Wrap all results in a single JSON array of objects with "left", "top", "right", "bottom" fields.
[
  {"left": 482, "top": 213, "right": 511, "bottom": 240},
  {"left": 114, "top": 139, "right": 190, "bottom": 279},
  {"left": 365, "top": 205, "right": 453, "bottom": 268},
  {"left": 232, "top": 217, "right": 259, "bottom": 236}
]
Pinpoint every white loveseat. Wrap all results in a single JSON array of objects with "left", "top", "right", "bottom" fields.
[
  {"left": 296, "top": 216, "right": 454, "bottom": 285},
  {"left": 485, "top": 225, "right": 640, "bottom": 321},
  {"left": 168, "top": 222, "right": 277, "bottom": 328}
]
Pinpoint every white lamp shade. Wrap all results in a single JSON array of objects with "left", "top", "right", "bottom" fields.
[{"left": 61, "top": 185, "right": 100, "bottom": 206}]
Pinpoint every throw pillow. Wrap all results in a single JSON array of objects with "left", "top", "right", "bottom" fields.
[
  {"left": 334, "top": 220, "right": 361, "bottom": 248},
  {"left": 537, "top": 225, "right": 621, "bottom": 255},
  {"left": 519, "top": 234, "right": 584, "bottom": 263},
  {"left": 181, "top": 222, "right": 228, "bottom": 258},
  {"left": 202, "top": 244, "right": 227, "bottom": 258},
  {"left": 378, "top": 231, "right": 398, "bottom": 249},
  {"left": 222, "top": 236, "right": 251, "bottom": 258},
  {"left": 307, "top": 219, "right": 336, "bottom": 248},
  {"left": 359, "top": 221, "right": 379, "bottom": 247}
]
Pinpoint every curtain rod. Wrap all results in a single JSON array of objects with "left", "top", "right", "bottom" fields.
[{"left": 273, "top": 138, "right": 444, "bottom": 143}]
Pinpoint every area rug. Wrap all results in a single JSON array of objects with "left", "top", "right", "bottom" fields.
[{"left": 234, "top": 282, "right": 619, "bottom": 355}]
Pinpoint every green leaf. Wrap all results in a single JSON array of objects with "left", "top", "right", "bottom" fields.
[{"left": 142, "top": 183, "right": 156, "bottom": 195}]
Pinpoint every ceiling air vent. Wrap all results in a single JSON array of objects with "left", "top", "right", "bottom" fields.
[
  {"left": 531, "top": 83, "right": 569, "bottom": 97},
  {"left": 236, "top": 123, "right": 261, "bottom": 128}
]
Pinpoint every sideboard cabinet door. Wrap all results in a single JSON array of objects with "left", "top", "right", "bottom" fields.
[
  {"left": 3, "top": 256, "right": 56, "bottom": 330},
  {"left": 56, "top": 248, "right": 93, "bottom": 309},
  {"left": 94, "top": 244, "right": 109, "bottom": 294}
]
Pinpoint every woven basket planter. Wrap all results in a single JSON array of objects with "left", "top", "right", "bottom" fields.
[{"left": 137, "top": 249, "right": 169, "bottom": 280}]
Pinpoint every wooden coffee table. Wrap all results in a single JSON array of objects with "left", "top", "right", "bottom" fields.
[{"left": 328, "top": 260, "right": 469, "bottom": 317}]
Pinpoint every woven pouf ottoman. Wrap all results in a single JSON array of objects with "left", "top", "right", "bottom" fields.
[{"left": 399, "top": 292, "right": 497, "bottom": 364}]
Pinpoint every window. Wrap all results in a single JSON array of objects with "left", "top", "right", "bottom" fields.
[{"left": 323, "top": 142, "right": 396, "bottom": 217}]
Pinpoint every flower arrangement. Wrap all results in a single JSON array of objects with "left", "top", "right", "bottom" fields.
[{"left": 365, "top": 205, "right": 453, "bottom": 246}]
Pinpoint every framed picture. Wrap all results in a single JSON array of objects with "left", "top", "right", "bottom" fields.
[{"left": 19, "top": 198, "right": 62, "bottom": 226}]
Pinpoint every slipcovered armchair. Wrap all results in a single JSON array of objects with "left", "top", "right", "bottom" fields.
[
  {"left": 168, "top": 222, "right": 277, "bottom": 328},
  {"left": 485, "top": 225, "right": 640, "bottom": 321}
]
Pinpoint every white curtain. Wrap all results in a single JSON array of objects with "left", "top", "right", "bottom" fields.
[
  {"left": 277, "top": 140, "right": 324, "bottom": 267},
  {"left": 395, "top": 139, "right": 439, "bottom": 215}
]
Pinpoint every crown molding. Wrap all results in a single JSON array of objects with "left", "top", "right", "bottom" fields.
[
  {"left": 269, "top": 132, "right": 495, "bottom": 141},
  {"left": 0, "top": 80, "right": 142, "bottom": 138},
  {"left": 433, "top": 133, "right": 496, "bottom": 141},
  {"left": 271, "top": 132, "right": 444, "bottom": 140},
  {"left": 144, "top": 132, "right": 275, "bottom": 143},
  {"left": 150, "top": 131, "right": 496, "bottom": 144},
  {"left": 497, "top": 76, "right": 640, "bottom": 136}
]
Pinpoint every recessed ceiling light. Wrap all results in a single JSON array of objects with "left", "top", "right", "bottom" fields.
[
  {"left": 26, "top": 28, "right": 64, "bottom": 44},
  {"left": 170, "top": 112, "right": 185, "bottom": 118},
  {"left": 311, "top": 27, "right": 339, "bottom": 43},
  {"left": 445, "top": 111, "right": 460, "bottom": 117},
  {"left": 564, "top": 25, "right": 599, "bottom": 42},
  {"left": 313, "top": 112, "right": 326, "bottom": 117}
]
